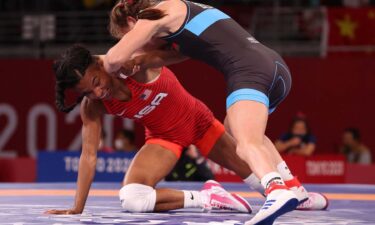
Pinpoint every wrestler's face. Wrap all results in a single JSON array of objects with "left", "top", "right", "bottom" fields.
[{"left": 75, "top": 62, "right": 114, "bottom": 100}]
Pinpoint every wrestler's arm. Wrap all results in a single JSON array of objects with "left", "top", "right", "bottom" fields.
[
  {"left": 104, "top": 19, "right": 163, "bottom": 75},
  {"left": 45, "top": 98, "right": 105, "bottom": 214},
  {"left": 131, "top": 47, "right": 189, "bottom": 69}
]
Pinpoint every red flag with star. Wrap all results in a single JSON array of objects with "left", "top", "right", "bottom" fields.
[{"left": 327, "top": 8, "right": 375, "bottom": 56}]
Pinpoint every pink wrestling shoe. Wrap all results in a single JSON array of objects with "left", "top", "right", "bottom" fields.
[
  {"left": 201, "top": 180, "right": 252, "bottom": 213},
  {"left": 296, "top": 192, "right": 329, "bottom": 210},
  {"left": 285, "top": 177, "right": 329, "bottom": 210}
]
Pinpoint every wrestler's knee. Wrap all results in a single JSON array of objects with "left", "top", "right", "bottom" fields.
[{"left": 119, "top": 183, "right": 156, "bottom": 212}]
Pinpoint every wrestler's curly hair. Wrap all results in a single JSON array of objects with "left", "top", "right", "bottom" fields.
[{"left": 52, "top": 45, "right": 94, "bottom": 113}]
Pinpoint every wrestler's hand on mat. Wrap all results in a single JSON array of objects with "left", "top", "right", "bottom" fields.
[{"left": 44, "top": 208, "right": 82, "bottom": 215}]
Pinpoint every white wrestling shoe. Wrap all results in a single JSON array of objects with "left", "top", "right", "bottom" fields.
[
  {"left": 285, "top": 177, "right": 309, "bottom": 204},
  {"left": 296, "top": 192, "right": 329, "bottom": 210},
  {"left": 201, "top": 180, "right": 252, "bottom": 213},
  {"left": 245, "top": 184, "right": 298, "bottom": 225}
]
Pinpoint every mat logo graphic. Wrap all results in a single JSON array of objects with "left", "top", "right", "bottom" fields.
[{"left": 134, "top": 93, "right": 168, "bottom": 119}]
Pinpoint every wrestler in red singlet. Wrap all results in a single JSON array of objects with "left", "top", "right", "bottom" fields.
[{"left": 102, "top": 66, "right": 224, "bottom": 158}]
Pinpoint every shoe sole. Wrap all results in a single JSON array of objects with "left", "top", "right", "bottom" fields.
[
  {"left": 322, "top": 193, "right": 329, "bottom": 210},
  {"left": 254, "top": 198, "right": 299, "bottom": 225}
]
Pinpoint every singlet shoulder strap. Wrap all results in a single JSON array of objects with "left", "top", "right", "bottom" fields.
[{"left": 161, "top": 0, "right": 191, "bottom": 40}]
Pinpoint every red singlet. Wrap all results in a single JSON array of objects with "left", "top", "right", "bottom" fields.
[{"left": 102, "top": 67, "right": 223, "bottom": 157}]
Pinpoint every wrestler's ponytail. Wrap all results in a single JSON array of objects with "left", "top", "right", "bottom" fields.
[
  {"left": 53, "top": 45, "right": 93, "bottom": 113},
  {"left": 137, "top": 8, "right": 166, "bottom": 20},
  {"left": 109, "top": 0, "right": 167, "bottom": 39}
]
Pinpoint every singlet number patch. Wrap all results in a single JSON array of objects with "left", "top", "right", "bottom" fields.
[{"left": 134, "top": 93, "right": 168, "bottom": 119}]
